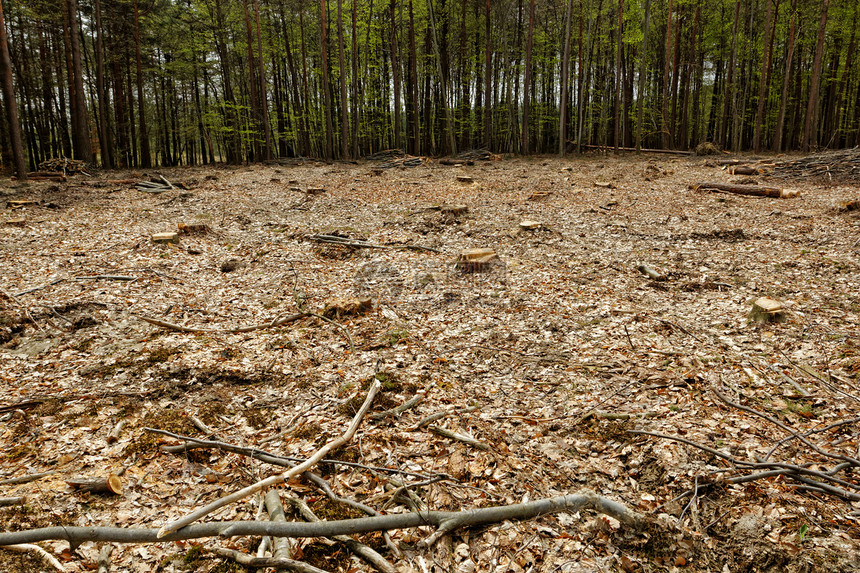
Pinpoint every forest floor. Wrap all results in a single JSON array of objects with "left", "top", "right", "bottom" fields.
[{"left": 1, "top": 153, "right": 859, "bottom": 573}]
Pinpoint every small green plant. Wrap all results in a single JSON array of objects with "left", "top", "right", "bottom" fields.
[{"left": 799, "top": 524, "right": 809, "bottom": 542}]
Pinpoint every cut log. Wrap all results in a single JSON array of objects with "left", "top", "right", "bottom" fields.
[
  {"left": 7, "top": 200, "right": 36, "bottom": 208},
  {"left": 456, "top": 175, "right": 474, "bottom": 184},
  {"left": 456, "top": 248, "right": 498, "bottom": 272},
  {"left": 66, "top": 475, "right": 123, "bottom": 495},
  {"left": 152, "top": 232, "right": 179, "bottom": 243},
  {"left": 0, "top": 496, "right": 26, "bottom": 507},
  {"left": 440, "top": 204, "right": 468, "bottom": 216},
  {"left": 5, "top": 218, "right": 26, "bottom": 227},
  {"left": 322, "top": 297, "right": 373, "bottom": 319},
  {"left": 581, "top": 144, "right": 692, "bottom": 155},
  {"left": 749, "top": 297, "right": 787, "bottom": 323},
  {"left": 177, "top": 222, "right": 210, "bottom": 235},
  {"left": 306, "top": 188, "right": 326, "bottom": 195},
  {"left": 26, "top": 173, "right": 67, "bottom": 182},
  {"left": 519, "top": 220, "right": 542, "bottom": 231},
  {"left": 439, "top": 158, "right": 474, "bottom": 166},
  {"left": 593, "top": 181, "right": 615, "bottom": 189},
  {"left": 691, "top": 182, "right": 799, "bottom": 199}
]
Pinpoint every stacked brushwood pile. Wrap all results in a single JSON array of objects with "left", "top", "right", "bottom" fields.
[
  {"left": 38, "top": 158, "right": 89, "bottom": 174},
  {"left": 765, "top": 148, "right": 860, "bottom": 182},
  {"left": 364, "top": 149, "right": 406, "bottom": 161},
  {"left": 456, "top": 148, "right": 501, "bottom": 161}
]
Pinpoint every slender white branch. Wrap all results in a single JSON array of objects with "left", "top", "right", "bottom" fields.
[
  {"left": 157, "top": 380, "right": 381, "bottom": 538},
  {"left": 1, "top": 544, "right": 66, "bottom": 572}
]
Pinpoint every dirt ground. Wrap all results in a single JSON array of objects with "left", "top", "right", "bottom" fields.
[{"left": 1, "top": 154, "right": 859, "bottom": 572}]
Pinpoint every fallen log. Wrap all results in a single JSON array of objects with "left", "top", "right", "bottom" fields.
[
  {"left": 581, "top": 144, "right": 692, "bottom": 155},
  {"left": 690, "top": 182, "right": 799, "bottom": 198},
  {"left": 0, "top": 490, "right": 643, "bottom": 548},
  {"left": 65, "top": 475, "right": 123, "bottom": 496}
]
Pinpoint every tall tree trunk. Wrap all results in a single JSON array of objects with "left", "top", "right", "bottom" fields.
[
  {"left": 93, "top": 0, "right": 112, "bottom": 168},
  {"left": 660, "top": 0, "right": 675, "bottom": 149},
  {"left": 719, "top": 1, "right": 740, "bottom": 149},
  {"left": 390, "top": 0, "right": 401, "bottom": 150},
  {"left": 242, "top": 0, "right": 261, "bottom": 161},
  {"left": 253, "top": 0, "right": 272, "bottom": 159},
  {"left": 753, "top": 0, "right": 776, "bottom": 152},
  {"left": 521, "top": 0, "right": 535, "bottom": 154},
  {"left": 772, "top": 0, "right": 796, "bottom": 152},
  {"left": 614, "top": 0, "right": 623, "bottom": 151},
  {"left": 336, "top": 0, "right": 349, "bottom": 158},
  {"left": 635, "top": 0, "right": 651, "bottom": 151},
  {"left": 483, "top": 0, "right": 491, "bottom": 149},
  {"left": 407, "top": 0, "right": 419, "bottom": 154},
  {"left": 801, "top": 0, "right": 829, "bottom": 152},
  {"left": 67, "top": 0, "right": 93, "bottom": 163},
  {"left": 559, "top": 0, "right": 574, "bottom": 155},
  {"left": 427, "top": 0, "right": 456, "bottom": 155},
  {"left": 351, "top": 0, "right": 359, "bottom": 156},
  {"left": 134, "top": 0, "right": 151, "bottom": 167},
  {"left": 0, "top": 0, "right": 25, "bottom": 180},
  {"left": 320, "top": 0, "right": 334, "bottom": 159}
]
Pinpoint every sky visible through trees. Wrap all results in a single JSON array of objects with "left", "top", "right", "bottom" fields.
[{"left": 0, "top": 0, "right": 858, "bottom": 172}]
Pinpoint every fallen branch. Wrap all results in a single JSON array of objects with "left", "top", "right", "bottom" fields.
[
  {"left": 264, "top": 490, "right": 292, "bottom": 568},
  {"left": 0, "top": 497, "right": 26, "bottom": 507},
  {"left": 0, "top": 491, "right": 643, "bottom": 547},
  {"left": 150, "top": 428, "right": 438, "bottom": 479},
  {"left": 428, "top": 426, "right": 491, "bottom": 451},
  {"left": 370, "top": 394, "right": 424, "bottom": 420},
  {"left": 13, "top": 278, "right": 65, "bottom": 297},
  {"left": 0, "top": 544, "right": 66, "bottom": 572},
  {"left": 137, "top": 312, "right": 309, "bottom": 334},
  {"left": 309, "top": 234, "right": 441, "bottom": 254},
  {"left": 0, "top": 471, "right": 55, "bottom": 485},
  {"left": 308, "top": 312, "right": 355, "bottom": 353},
  {"left": 157, "top": 380, "right": 382, "bottom": 537},
  {"left": 286, "top": 496, "right": 395, "bottom": 573},
  {"left": 212, "top": 547, "right": 327, "bottom": 573},
  {"left": 96, "top": 544, "right": 112, "bottom": 573},
  {"left": 690, "top": 181, "right": 800, "bottom": 199}
]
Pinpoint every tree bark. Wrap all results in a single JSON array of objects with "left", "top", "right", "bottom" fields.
[
  {"left": 0, "top": 0, "right": 26, "bottom": 180},
  {"left": 336, "top": 0, "right": 349, "bottom": 158},
  {"left": 93, "top": 0, "right": 112, "bottom": 168},
  {"left": 801, "top": 0, "right": 829, "bottom": 152},
  {"left": 67, "top": 0, "right": 93, "bottom": 163},
  {"left": 613, "top": 0, "right": 623, "bottom": 151},
  {"left": 635, "top": 0, "right": 651, "bottom": 152},
  {"left": 320, "top": 0, "right": 334, "bottom": 159},
  {"left": 483, "top": 0, "right": 492, "bottom": 149},
  {"left": 559, "top": 0, "right": 574, "bottom": 155},
  {"left": 133, "top": 0, "right": 151, "bottom": 167},
  {"left": 520, "top": 0, "right": 535, "bottom": 154},
  {"left": 753, "top": 0, "right": 776, "bottom": 152},
  {"left": 772, "top": 0, "right": 796, "bottom": 153}
]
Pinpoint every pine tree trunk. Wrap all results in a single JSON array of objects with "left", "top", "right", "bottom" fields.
[
  {"left": 67, "top": 0, "right": 93, "bottom": 163},
  {"left": 635, "top": 0, "right": 651, "bottom": 151},
  {"left": 559, "top": 0, "right": 574, "bottom": 155},
  {"left": 390, "top": 0, "right": 402, "bottom": 151},
  {"left": 483, "top": 0, "right": 492, "bottom": 149},
  {"left": 253, "top": 0, "right": 272, "bottom": 160},
  {"left": 336, "top": 0, "right": 349, "bottom": 158},
  {"left": 753, "top": 0, "right": 776, "bottom": 152},
  {"left": 614, "top": 0, "right": 623, "bottom": 151}
]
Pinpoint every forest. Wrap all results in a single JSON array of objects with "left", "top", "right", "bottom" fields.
[{"left": 0, "top": 0, "right": 858, "bottom": 175}]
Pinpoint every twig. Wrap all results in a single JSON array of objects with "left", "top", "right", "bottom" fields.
[
  {"left": 96, "top": 544, "right": 112, "bottom": 573},
  {"left": 654, "top": 317, "right": 703, "bottom": 342},
  {"left": 428, "top": 426, "right": 491, "bottom": 451},
  {"left": 713, "top": 385, "right": 860, "bottom": 466},
  {"left": 13, "top": 278, "right": 65, "bottom": 297},
  {"left": 0, "top": 471, "right": 55, "bottom": 486},
  {"left": 0, "top": 497, "right": 26, "bottom": 507},
  {"left": 212, "top": 547, "right": 327, "bottom": 573},
  {"left": 678, "top": 476, "right": 699, "bottom": 523},
  {"left": 623, "top": 324, "right": 635, "bottom": 350},
  {"left": 137, "top": 312, "right": 309, "bottom": 334},
  {"left": 0, "top": 287, "right": 43, "bottom": 332},
  {"left": 309, "top": 234, "right": 441, "bottom": 254},
  {"left": 286, "top": 496, "right": 396, "bottom": 573},
  {"left": 150, "top": 428, "right": 439, "bottom": 479},
  {"left": 157, "top": 380, "right": 382, "bottom": 537},
  {"left": 409, "top": 405, "right": 479, "bottom": 431},
  {"left": 74, "top": 275, "right": 136, "bottom": 282},
  {"left": 0, "top": 544, "right": 66, "bottom": 572},
  {"left": 308, "top": 312, "right": 355, "bottom": 353},
  {"left": 370, "top": 395, "right": 424, "bottom": 420}
]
